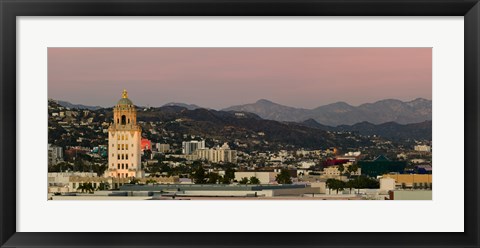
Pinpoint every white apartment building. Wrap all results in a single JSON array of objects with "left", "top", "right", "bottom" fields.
[
  {"left": 182, "top": 140, "right": 205, "bottom": 154},
  {"left": 194, "top": 143, "right": 237, "bottom": 163}
]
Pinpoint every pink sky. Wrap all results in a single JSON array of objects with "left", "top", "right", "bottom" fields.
[{"left": 48, "top": 48, "right": 431, "bottom": 109}]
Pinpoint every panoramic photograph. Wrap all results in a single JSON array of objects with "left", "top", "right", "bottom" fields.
[{"left": 47, "top": 47, "right": 432, "bottom": 200}]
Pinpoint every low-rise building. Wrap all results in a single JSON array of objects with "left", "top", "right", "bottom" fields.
[{"left": 235, "top": 171, "right": 278, "bottom": 184}]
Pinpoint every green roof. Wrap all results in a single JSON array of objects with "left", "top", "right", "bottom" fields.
[{"left": 117, "top": 98, "right": 133, "bottom": 106}]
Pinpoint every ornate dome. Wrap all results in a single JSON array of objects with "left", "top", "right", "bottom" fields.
[{"left": 117, "top": 89, "right": 134, "bottom": 106}]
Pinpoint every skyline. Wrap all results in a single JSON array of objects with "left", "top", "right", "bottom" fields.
[{"left": 48, "top": 47, "right": 432, "bottom": 109}]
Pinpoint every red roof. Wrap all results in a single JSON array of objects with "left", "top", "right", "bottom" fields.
[{"left": 141, "top": 139, "right": 152, "bottom": 151}]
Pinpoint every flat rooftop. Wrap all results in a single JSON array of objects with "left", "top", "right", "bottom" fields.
[{"left": 119, "top": 184, "right": 307, "bottom": 192}]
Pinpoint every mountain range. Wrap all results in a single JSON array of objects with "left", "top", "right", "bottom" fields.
[
  {"left": 301, "top": 119, "right": 432, "bottom": 140},
  {"left": 56, "top": 100, "right": 103, "bottom": 111},
  {"left": 56, "top": 98, "right": 432, "bottom": 127},
  {"left": 223, "top": 98, "right": 431, "bottom": 126}
]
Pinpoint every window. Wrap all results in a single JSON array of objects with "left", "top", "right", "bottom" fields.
[
  {"left": 112, "top": 153, "right": 114, "bottom": 157},
  {"left": 117, "top": 145, "right": 120, "bottom": 151},
  {"left": 117, "top": 164, "right": 120, "bottom": 169},
  {"left": 132, "top": 154, "right": 134, "bottom": 157},
  {"left": 121, "top": 115, "right": 126, "bottom": 125},
  {"left": 126, "top": 145, "right": 128, "bottom": 150},
  {"left": 121, "top": 135, "right": 124, "bottom": 140},
  {"left": 118, "top": 154, "right": 120, "bottom": 160},
  {"left": 128, "top": 119, "right": 130, "bottom": 124},
  {"left": 122, "top": 144, "right": 124, "bottom": 150},
  {"left": 122, "top": 164, "right": 124, "bottom": 169},
  {"left": 122, "top": 154, "right": 124, "bottom": 160},
  {"left": 126, "top": 154, "right": 129, "bottom": 160},
  {"left": 126, "top": 164, "right": 129, "bottom": 169}
]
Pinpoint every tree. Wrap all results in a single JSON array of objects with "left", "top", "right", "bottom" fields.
[
  {"left": 98, "top": 182, "right": 110, "bottom": 190},
  {"left": 192, "top": 166, "right": 206, "bottom": 184},
  {"left": 145, "top": 178, "right": 156, "bottom": 184},
  {"left": 207, "top": 173, "right": 221, "bottom": 184},
  {"left": 77, "top": 182, "right": 94, "bottom": 193},
  {"left": 249, "top": 176, "right": 260, "bottom": 185},
  {"left": 129, "top": 178, "right": 140, "bottom": 184},
  {"left": 347, "top": 164, "right": 359, "bottom": 178},
  {"left": 338, "top": 164, "right": 345, "bottom": 177},
  {"left": 326, "top": 179, "right": 346, "bottom": 194},
  {"left": 275, "top": 169, "right": 292, "bottom": 184},
  {"left": 220, "top": 176, "right": 231, "bottom": 184},
  {"left": 239, "top": 177, "right": 249, "bottom": 184}
]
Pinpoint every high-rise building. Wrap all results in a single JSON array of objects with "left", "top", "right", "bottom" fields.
[
  {"left": 182, "top": 140, "right": 205, "bottom": 154},
  {"left": 194, "top": 142, "right": 237, "bottom": 163},
  {"left": 48, "top": 144, "right": 63, "bottom": 166},
  {"left": 107, "top": 90, "right": 144, "bottom": 178}
]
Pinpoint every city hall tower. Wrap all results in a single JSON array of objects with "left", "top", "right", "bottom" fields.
[{"left": 107, "top": 89, "right": 144, "bottom": 178}]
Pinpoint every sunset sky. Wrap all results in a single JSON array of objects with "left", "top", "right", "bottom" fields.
[{"left": 48, "top": 48, "right": 432, "bottom": 109}]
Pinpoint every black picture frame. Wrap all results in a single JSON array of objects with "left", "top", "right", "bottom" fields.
[{"left": 1, "top": 0, "right": 479, "bottom": 247}]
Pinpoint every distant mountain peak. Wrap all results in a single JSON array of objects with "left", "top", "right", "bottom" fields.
[
  {"left": 162, "top": 102, "right": 202, "bottom": 110},
  {"left": 256, "top": 99, "right": 276, "bottom": 104},
  {"left": 56, "top": 100, "right": 103, "bottom": 110},
  {"left": 224, "top": 98, "right": 431, "bottom": 126}
]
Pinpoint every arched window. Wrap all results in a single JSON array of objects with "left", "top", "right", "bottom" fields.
[{"left": 121, "top": 115, "right": 126, "bottom": 125}]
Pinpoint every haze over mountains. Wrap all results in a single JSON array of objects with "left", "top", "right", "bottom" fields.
[
  {"left": 223, "top": 98, "right": 431, "bottom": 126},
  {"left": 56, "top": 98, "right": 431, "bottom": 127}
]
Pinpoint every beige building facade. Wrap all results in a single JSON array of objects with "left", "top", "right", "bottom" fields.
[{"left": 107, "top": 90, "right": 144, "bottom": 178}]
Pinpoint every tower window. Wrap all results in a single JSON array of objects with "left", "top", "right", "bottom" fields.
[{"left": 121, "top": 115, "right": 126, "bottom": 125}]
